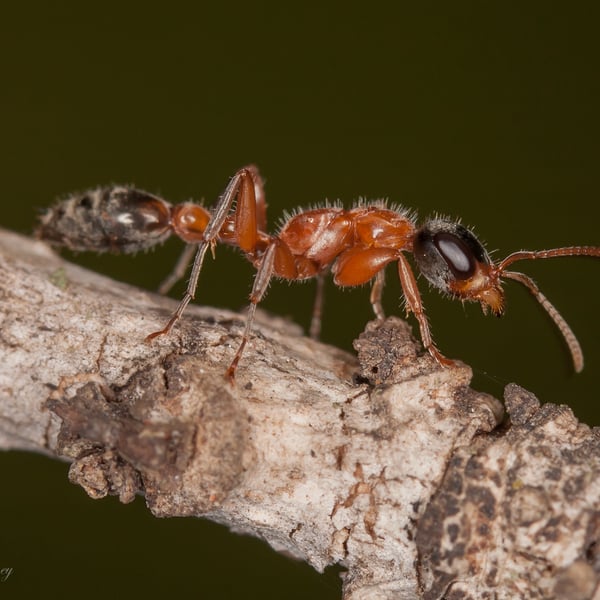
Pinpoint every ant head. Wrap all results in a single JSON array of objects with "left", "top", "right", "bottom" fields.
[
  {"left": 413, "top": 219, "right": 600, "bottom": 372},
  {"left": 412, "top": 219, "right": 505, "bottom": 315}
]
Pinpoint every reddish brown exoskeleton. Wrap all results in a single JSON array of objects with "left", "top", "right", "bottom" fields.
[{"left": 37, "top": 166, "right": 600, "bottom": 380}]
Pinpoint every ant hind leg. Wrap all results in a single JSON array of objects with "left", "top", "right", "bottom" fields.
[
  {"left": 158, "top": 243, "right": 197, "bottom": 294},
  {"left": 225, "top": 242, "right": 277, "bottom": 381},
  {"left": 147, "top": 167, "right": 260, "bottom": 341}
]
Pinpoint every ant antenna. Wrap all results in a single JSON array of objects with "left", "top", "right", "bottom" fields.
[{"left": 496, "top": 246, "right": 600, "bottom": 373}]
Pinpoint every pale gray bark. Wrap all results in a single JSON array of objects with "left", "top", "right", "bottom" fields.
[{"left": 1, "top": 227, "right": 599, "bottom": 600}]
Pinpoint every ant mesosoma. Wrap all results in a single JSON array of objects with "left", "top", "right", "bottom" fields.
[{"left": 37, "top": 166, "right": 600, "bottom": 380}]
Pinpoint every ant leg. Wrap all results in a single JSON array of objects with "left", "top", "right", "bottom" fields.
[
  {"left": 226, "top": 242, "right": 277, "bottom": 381},
  {"left": 245, "top": 165, "right": 267, "bottom": 231},
  {"left": 396, "top": 254, "right": 455, "bottom": 367},
  {"left": 208, "top": 167, "right": 258, "bottom": 248},
  {"left": 503, "top": 270, "right": 584, "bottom": 372},
  {"left": 147, "top": 167, "right": 257, "bottom": 340},
  {"left": 146, "top": 242, "right": 211, "bottom": 340},
  {"left": 309, "top": 271, "right": 327, "bottom": 340},
  {"left": 158, "top": 243, "right": 197, "bottom": 294},
  {"left": 369, "top": 270, "right": 386, "bottom": 321}
]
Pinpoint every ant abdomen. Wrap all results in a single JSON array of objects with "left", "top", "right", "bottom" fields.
[{"left": 37, "top": 187, "right": 173, "bottom": 254}]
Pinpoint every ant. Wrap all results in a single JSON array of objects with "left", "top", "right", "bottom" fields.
[{"left": 37, "top": 166, "right": 600, "bottom": 380}]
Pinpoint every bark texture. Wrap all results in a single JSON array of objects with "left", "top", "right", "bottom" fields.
[{"left": 1, "top": 227, "right": 599, "bottom": 599}]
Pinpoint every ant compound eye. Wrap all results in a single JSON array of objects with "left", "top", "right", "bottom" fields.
[
  {"left": 432, "top": 232, "right": 476, "bottom": 279},
  {"left": 413, "top": 220, "right": 490, "bottom": 293}
]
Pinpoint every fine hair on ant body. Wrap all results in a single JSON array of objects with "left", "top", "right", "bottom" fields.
[{"left": 37, "top": 166, "right": 600, "bottom": 380}]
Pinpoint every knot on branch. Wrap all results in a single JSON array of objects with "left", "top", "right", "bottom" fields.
[{"left": 46, "top": 356, "right": 251, "bottom": 513}]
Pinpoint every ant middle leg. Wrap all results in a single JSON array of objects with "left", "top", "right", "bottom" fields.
[
  {"left": 309, "top": 271, "right": 327, "bottom": 340},
  {"left": 369, "top": 270, "right": 386, "bottom": 321}
]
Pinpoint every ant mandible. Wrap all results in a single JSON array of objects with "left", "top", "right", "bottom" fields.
[{"left": 37, "top": 166, "right": 600, "bottom": 380}]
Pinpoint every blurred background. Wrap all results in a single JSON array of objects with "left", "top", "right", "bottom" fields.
[{"left": 1, "top": 3, "right": 598, "bottom": 598}]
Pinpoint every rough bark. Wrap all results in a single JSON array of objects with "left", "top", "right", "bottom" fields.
[{"left": 1, "top": 227, "right": 599, "bottom": 600}]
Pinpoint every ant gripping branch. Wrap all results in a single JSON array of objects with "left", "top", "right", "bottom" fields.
[{"left": 37, "top": 166, "right": 600, "bottom": 380}]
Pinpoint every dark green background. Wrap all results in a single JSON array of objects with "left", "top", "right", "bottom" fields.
[{"left": 1, "top": 3, "right": 598, "bottom": 599}]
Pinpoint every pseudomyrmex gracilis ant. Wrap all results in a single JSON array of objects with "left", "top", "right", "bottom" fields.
[{"left": 37, "top": 165, "right": 600, "bottom": 380}]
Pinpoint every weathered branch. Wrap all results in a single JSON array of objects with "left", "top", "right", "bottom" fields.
[{"left": 1, "top": 227, "right": 599, "bottom": 600}]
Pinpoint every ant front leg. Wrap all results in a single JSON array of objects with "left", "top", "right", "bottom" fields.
[
  {"left": 146, "top": 166, "right": 264, "bottom": 342},
  {"left": 396, "top": 254, "right": 455, "bottom": 368}
]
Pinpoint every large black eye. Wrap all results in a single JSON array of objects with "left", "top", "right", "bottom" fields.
[
  {"left": 413, "top": 219, "right": 490, "bottom": 293},
  {"left": 432, "top": 232, "right": 476, "bottom": 279}
]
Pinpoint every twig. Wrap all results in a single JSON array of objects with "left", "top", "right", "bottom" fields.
[{"left": 1, "top": 228, "right": 599, "bottom": 599}]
